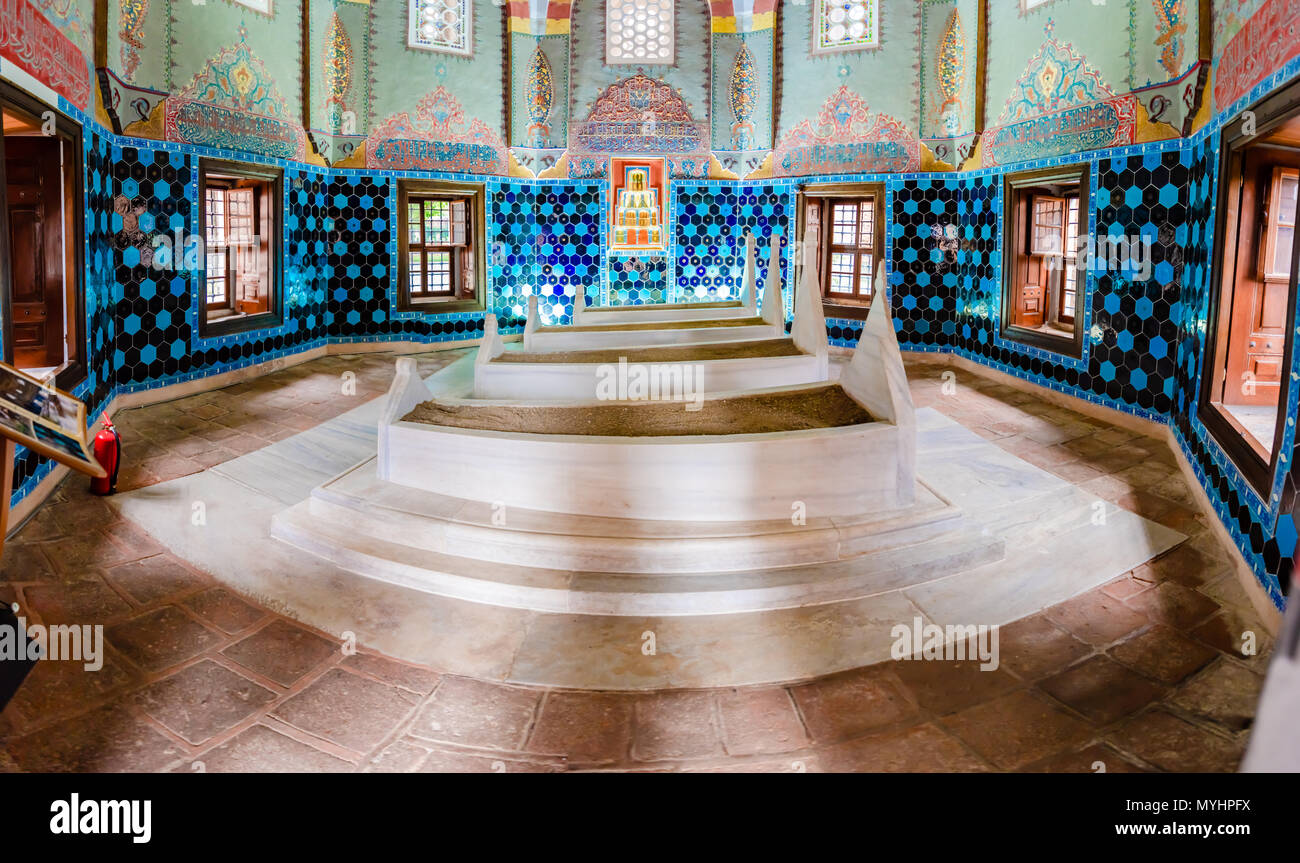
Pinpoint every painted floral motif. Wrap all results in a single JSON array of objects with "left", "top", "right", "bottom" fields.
[
  {"left": 525, "top": 43, "right": 554, "bottom": 147},
  {"left": 119, "top": 0, "right": 149, "bottom": 79},
  {"left": 728, "top": 43, "right": 758, "bottom": 149},
  {"left": 323, "top": 12, "right": 353, "bottom": 131},
  {"left": 995, "top": 22, "right": 1115, "bottom": 125},
  {"left": 367, "top": 86, "right": 505, "bottom": 173},
  {"left": 984, "top": 22, "right": 1134, "bottom": 166},
  {"left": 772, "top": 85, "right": 919, "bottom": 175},
  {"left": 1152, "top": 0, "right": 1187, "bottom": 78},
  {"left": 165, "top": 29, "right": 305, "bottom": 159},
  {"left": 175, "top": 31, "right": 293, "bottom": 120},
  {"left": 936, "top": 10, "right": 964, "bottom": 129}
]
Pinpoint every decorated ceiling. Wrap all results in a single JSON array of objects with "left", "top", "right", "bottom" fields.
[{"left": 1, "top": 0, "right": 1262, "bottom": 177}]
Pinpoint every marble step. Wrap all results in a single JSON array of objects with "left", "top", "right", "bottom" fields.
[
  {"left": 269, "top": 499, "right": 1007, "bottom": 616},
  {"left": 302, "top": 458, "right": 969, "bottom": 574},
  {"left": 576, "top": 300, "right": 751, "bottom": 324},
  {"left": 526, "top": 318, "right": 782, "bottom": 352}
]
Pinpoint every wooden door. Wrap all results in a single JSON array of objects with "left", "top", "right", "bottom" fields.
[
  {"left": 1009, "top": 194, "right": 1045, "bottom": 327},
  {"left": 1223, "top": 152, "right": 1300, "bottom": 407},
  {"left": 4, "top": 136, "right": 64, "bottom": 368}
]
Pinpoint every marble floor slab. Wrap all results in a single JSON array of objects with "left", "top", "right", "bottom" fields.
[{"left": 108, "top": 353, "right": 1186, "bottom": 689}]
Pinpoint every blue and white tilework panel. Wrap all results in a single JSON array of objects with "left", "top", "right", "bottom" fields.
[
  {"left": 489, "top": 180, "right": 603, "bottom": 327},
  {"left": 672, "top": 181, "right": 794, "bottom": 315}
]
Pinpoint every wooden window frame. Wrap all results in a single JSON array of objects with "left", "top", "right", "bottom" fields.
[
  {"left": 1199, "top": 79, "right": 1300, "bottom": 496},
  {"left": 0, "top": 80, "right": 87, "bottom": 392},
  {"left": 999, "top": 164, "right": 1089, "bottom": 359},
  {"left": 1261, "top": 166, "right": 1298, "bottom": 282},
  {"left": 197, "top": 158, "right": 283, "bottom": 338},
  {"left": 396, "top": 179, "right": 486, "bottom": 314},
  {"left": 795, "top": 183, "right": 885, "bottom": 321}
]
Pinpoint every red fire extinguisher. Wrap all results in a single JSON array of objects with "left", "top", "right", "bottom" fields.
[{"left": 90, "top": 413, "right": 121, "bottom": 495}]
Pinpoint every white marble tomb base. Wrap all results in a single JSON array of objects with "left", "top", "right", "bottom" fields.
[{"left": 108, "top": 356, "right": 1185, "bottom": 688}]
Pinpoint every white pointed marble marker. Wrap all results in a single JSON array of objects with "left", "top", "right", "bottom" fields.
[
  {"left": 838, "top": 266, "right": 916, "bottom": 505},
  {"left": 791, "top": 225, "right": 829, "bottom": 378},
  {"left": 476, "top": 313, "right": 504, "bottom": 366},
  {"left": 761, "top": 227, "right": 784, "bottom": 329},
  {"left": 742, "top": 230, "right": 758, "bottom": 313},
  {"left": 523, "top": 294, "right": 540, "bottom": 351}
]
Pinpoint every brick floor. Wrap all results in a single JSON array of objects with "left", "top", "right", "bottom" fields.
[{"left": 0, "top": 355, "right": 1274, "bottom": 772}]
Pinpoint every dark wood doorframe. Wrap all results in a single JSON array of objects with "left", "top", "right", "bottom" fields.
[
  {"left": 1200, "top": 78, "right": 1300, "bottom": 496},
  {"left": 4, "top": 135, "right": 66, "bottom": 368},
  {"left": 0, "top": 79, "right": 87, "bottom": 392}
]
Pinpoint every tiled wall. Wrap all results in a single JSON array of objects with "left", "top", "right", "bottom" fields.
[{"left": 14, "top": 54, "right": 1300, "bottom": 611}]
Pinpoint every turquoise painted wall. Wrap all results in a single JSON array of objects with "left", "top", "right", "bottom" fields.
[
  {"left": 568, "top": 0, "right": 713, "bottom": 140},
  {"left": 368, "top": 0, "right": 505, "bottom": 142},
  {"left": 777, "top": 0, "right": 920, "bottom": 142}
]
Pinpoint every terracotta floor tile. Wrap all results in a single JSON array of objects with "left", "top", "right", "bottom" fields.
[
  {"left": 1019, "top": 743, "right": 1147, "bottom": 773},
  {"left": 6, "top": 704, "right": 185, "bottom": 772},
  {"left": 183, "top": 587, "right": 267, "bottom": 634},
  {"left": 272, "top": 667, "right": 418, "bottom": 752},
  {"left": 1125, "top": 581, "right": 1221, "bottom": 629},
  {"left": 9, "top": 648, "right": 137, "bottom": 723},
  {"left": 632, "top": 690, "right": 723, "bottom": 761},
  {"left": 107, "top": 606, "right": 223, "bottom": 672},
  {"left": 1168, "top": 659, "right": 1264, "bottom": 733},
  {"left": 997, "top": 612, "right": 1093, "bottom": 679},
  {"left": 525, "top": 691, "right": 634, "bottom": 762},
  {"left": 820, "top": 724, "right": 987, "bottom": 773},
  {"left": 42, "top": 531, "right": 138, "bottom": 573},
  {"left": 409, "top": 676, "right": 540, "bottom": 751},
  {"left": 134, "top": 660, "right": 276, "bottom": 745},
  {"left": 942, "top": 691, "right": 1092, "bottom": 770},
  {"left": 23, "top": 576, "right": 133, "bottom": 625},
  {"left": 892, "top": 648, "right": 1020, "bottom": 715},
  {"left": 104, "top": 555, "right": 206, "bottom": 605},
  {"left": 1107, "top": 709, "right": 1243, "bottom": 772},
  {"left": 0, "top": 543, "right": 56, "bottom": 583},
  {"left": 1191, "top": 609, "right": 1274, "bottom": 669},
  {"left": 1044, "top": 588, "right": 1150, "bottom": 646},
  {"left": 195, "top": 724, "right": 353, "bottom": 773},
  {"left": 715, "top": 687, "right": 809, "bottom": 756},
  {"left": 220, "top": 619, "right": 337, "bottom": 686},
  {"left": 1108, "top": 624, "right": 1218, "bottom": 684},
  {"left": 341, "top": 652, "right": 441, "bottom": 695},
  {"left": 790, "top": 666, "right": 918, "bottom": 742},
  {"left": 416, "top": 748, "right": 560, "bottom": 773},
  {"left": 1038, "top": 655, "right": 1165, "bottom": 725},
  {"left": 364, "top": 739, "right": 430, "bottom": 773}
]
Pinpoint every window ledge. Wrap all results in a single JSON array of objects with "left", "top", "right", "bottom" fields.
[
  {"left": 201, "top": 312, "right": 282, "bottom": 339},
  {"left": 400, "top": 297, "right": 485, "bottom": 315}
]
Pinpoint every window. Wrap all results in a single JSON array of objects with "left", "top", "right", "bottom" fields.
[
  {"left": 397, "top": 180, "right": 485, "bottom": 312},
  {"left": 1000, "top": 165, "right": 1089, "bottom": 357},
  {"left": 198, "top": 159, "right": 282, "bottom": 336},
  {"left": 797, "top": 184, "right": 885, "bottom": 318},
  {"left": 813, "top": 1, "right": 880, "bottom": 55},
  {"left": 606, "top": 0, "right": 675, "bottom": 65},
  {"left": 0, "top": 82, "right": 87, "bottom": 390},
  {"left": 408, "top": 0, "right": 472, "bottom": 56},
  {"left": 1200, "top": 80, "right": 1300, "bottom": 495}
]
